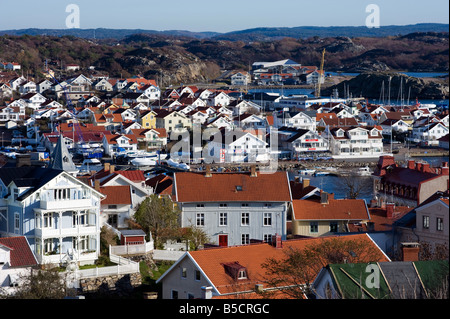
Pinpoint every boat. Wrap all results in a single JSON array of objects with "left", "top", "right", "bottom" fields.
[
  {"left": 314, "top": 171, "right": 330, "bottom": 176},
  {"left": 131, "top": 157, "right": 157, "bottom": 167},
  {"left": 166, "top": 159, "right": 190, "bottom": 171},
  {"left": 76, "top": 158, "right": 103, "bottom": 173},
  {"left": 356, "top": 166, "right": 373, "bottom": 176},
  {"left": 298, "top": 169, "right": 316, "bottom": 175}
]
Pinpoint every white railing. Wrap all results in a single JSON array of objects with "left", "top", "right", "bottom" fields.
[
  {"left": 109, "top": 242, "right": 154, "bottom": 256},
  {"left": 74, "top": 262, "right": 139, "bottom": 279},
  {"left": 153, "top": 250, "right": 185, "bottom": 261}
]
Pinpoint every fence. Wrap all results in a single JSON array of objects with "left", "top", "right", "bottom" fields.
[
  {"left": 153, "top": 250, "right": 185, "bottom": 261},
  {"left": 109, "top": 241, "right": 154, "bottom": 256}
]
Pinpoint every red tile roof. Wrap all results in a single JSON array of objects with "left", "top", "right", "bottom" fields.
[
  {"left": 292, "top": 197, "right": 370, "bottom": 221},
  {"left": 188, "top": 234, "right": 389, "bottom": 295},
  {"left": 174, "top": 171, "right": 291, "bottom": 203},
  {"left": 100, "top": 186, "right": 132, "bottom": 205},
  {"left": 0, "top": 236, "right": 38, "bottom": 267}
]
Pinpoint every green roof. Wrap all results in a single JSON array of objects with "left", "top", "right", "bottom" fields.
[
  {"left": 329, "top": 260, "right": 449, "bottom": 299},
  {"left": 329, "top": 263, "right": 391, "bottom": 299},
  {"left": 413, "top": 260, "right": 449, "bottom": 297}
]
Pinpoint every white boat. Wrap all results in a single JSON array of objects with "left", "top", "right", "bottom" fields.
[
  {"left": 131, "top": 157, "right": 157, "bottom": 167},
  {"left": 314, "top": 171, "right": 330, "bottom": 176},
  {"left": 357, "top": 166, "right": 373, "bottom": 176},
  {"left": 299, "top": 169, "right": 316, "bottom": 175},
  {"left": 166, "top": 159, "right": 190, "bottom": 171}
]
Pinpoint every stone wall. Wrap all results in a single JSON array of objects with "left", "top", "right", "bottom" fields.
[{"left": 80, "top": 273, "right": 142, "bottom": 295}]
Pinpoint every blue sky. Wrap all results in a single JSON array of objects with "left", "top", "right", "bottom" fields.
[{"left": 0, "top": 0, "right": 448, "bottom": 32}]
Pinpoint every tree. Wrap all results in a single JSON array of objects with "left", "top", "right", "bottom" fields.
[
  {"left": 133, "top": 194, "right": 180, "bottom": 248},
  {"left": 338, "top": 174, "right": 373, "bottom": 199},
  {"left": 261, "top": 238, "right": 386, "bottom": 299},
  {"left": 3, "top": 268, "right": 75, "bottom": 299},
  {"left": 182, "top": 226, "right": 210, "bottom": 251}
]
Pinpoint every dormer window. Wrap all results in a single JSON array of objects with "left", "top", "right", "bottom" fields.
[{"left": 222, "top": 262, "right": 249, "bottom": 281}]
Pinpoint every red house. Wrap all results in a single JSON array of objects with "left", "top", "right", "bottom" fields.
[{"left": 120, "top": 229, "right": 146, "bottom": 245}]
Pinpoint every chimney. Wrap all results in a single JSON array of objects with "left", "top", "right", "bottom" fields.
[
  {"left": 201, "top": 286, "right": 213, "bottom": 299},
  {"left": 272, "top": 233, "right": 282, "bottom": 249},
  {"left": 320, "top": 191, "right": 329, "bottom": 205},
  {"left": 328, "top": 193, "right": 334, "bottom": 200},
  {"left": 386, "top": 202, "right": 395, "bottom": 218},
  {"left": 421, "top": 163, "right": 429, "bottom": 173},
  {"left": 401, "top": 243, "right": 420, "bottom": 262},
  {"left": 303, "top": 178, "right": 310, "bottom": 189},
  {"left": 104, "top": 162, "right": 110, "bottom": 172},
  {"left": 255, "top": 284, "right": 264, "bottom": 293},
  {"left": 415, "top": 162, "right": 422, "bottom": 172},
  {"left": 250, "top": 165, "right": 257, "bottom": 177},
  {"left": 109, "top": 164, "right": 115, "bottom": 174},
  {"left": 407, "top": 160, "right": 415, "bottom": 170},
  {"left": 94, "top": 179, "right": 100, "bottom": 191},
  {"left": 205, "top": 164, "right": 212, "bottom": 177},
  {"left": 441, "top": 162, "right": 449, "bottom": 175}
]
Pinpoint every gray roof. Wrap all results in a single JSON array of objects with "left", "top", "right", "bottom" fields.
[
  {"left": 0, "top": 167, "right": 63, "bottom": 201},
  {"left": 50, "top": 135, "right": 78, "bottom": 174},
  {"left": 121, "top": 229, "right": 146, "bottom": 237},
  {"left": 378, "top": 262, "right": 426, "bottom": 299}
]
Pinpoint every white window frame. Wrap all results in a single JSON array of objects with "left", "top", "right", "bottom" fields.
[{"left": 263, "top": 212, "right": 272, "bottom": 226}]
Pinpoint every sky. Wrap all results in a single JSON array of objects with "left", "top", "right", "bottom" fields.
[{"left": 0, "top": 0, "right": 448, "bottom": 33}]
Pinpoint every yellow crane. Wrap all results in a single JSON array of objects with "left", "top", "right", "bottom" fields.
[{"left": 316, "top": 49, "right": 326, "bottom": 98}]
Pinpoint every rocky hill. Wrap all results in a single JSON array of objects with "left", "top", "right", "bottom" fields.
[
  {"left": 321, "top": 72, "right": 449, "bottom": 100},
  {"left": 0, "top": 32, "right": 448, "bottom": 85}
]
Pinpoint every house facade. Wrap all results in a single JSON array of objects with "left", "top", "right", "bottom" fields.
[
  {"left": 324, "top": 126, "right": 383, "bottom": 158},
  {"left": 0, "top": 166, "right": 104, "bottom": 266},
  {"left": 173, "top": 169, "right": 292, "bottom": 247}
]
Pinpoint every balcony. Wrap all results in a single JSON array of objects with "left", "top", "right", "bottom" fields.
[
  {"left": 35, "top": 225, "right": 97, "bottom": 238},
  {"left": 40, "top": 199, "right": 93, "bottom": 210}
]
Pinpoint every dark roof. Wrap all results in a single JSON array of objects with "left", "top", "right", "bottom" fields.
[
  {"left": 0, "top": 167, "right": 63, "bottom": 201},
  {"left": 378, "top": 262, "right": 426, "bottom": 299},
  {"left": 0, "top": 236, "right": 38, "bottom": 267}
]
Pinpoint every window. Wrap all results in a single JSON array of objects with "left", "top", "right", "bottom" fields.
[
  {"left": 423, "top": 215, "right": 430, "bottom": 229},
  {"left": 14, "top": 213, "right": 20, "bottom": 233},
  {"left": 238, "top": 269, "right": 247, "bottom": 280},
  {"left": 44, "top": 239, "right": 53, "bottom": 254},
  {"left": 241, "top": 234, "right": 250, "bottom": 245},
  {"left": 171, "top": 290, "right": 178, "bottom": 299},
  {"left": 241, "top": 212, "right": 249, "bottom": 226},
  {"left": 195, "top": 270, "right": 201, "bottom": 281},
  {"left": 196, "top": 213, "right": 205, "bottom": 227},
  {"left": 310, "top": 222, "right": 319, "bottom": 233},
  {"left": 181, "top": 268, "right": 187, "bottom": 279},
  {"left": 263, "top": 213, "right": 272, "bottom": 226},
  {"left": 219, "top": 212, "right": 228, "bottom": 226},
  {"left": 196, "top": 204, "right": 204, "bottom": 208},
  {"left": 43, "top": 213, "right": 53, "bottom": 228},
  {"left": 219, "top": 203, "right": 228, "bottom": 208},
  {"left": 437, "top": 217, "right": 444, "bottom": 231},
  {"left": 264, "top": 234, "right": 273, "bottom": 243},
  {"left": 264, "top": 203, "right": 272, "bottom": 208},
  {"left": 330, "top": 222, "right": 338, "bottom": 233}
]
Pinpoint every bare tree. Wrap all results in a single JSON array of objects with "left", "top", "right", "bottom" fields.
[
  {"left": 338, "top": 174, "right": 373, "bottom": 199},
  {"left": 261, "top": 238, "right": 385, "bottom": 299}
]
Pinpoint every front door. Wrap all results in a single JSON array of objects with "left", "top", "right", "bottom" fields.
[{"left": 218, "top": 234, "right": 228, "bottom": 247}]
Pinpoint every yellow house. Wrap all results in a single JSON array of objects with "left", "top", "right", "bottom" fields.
[
  {"left": 139, "top": 110, "right": 157, "bottom": 129},
  {"left": 291, "top": 193, "right": 370, "bottom": 237}
]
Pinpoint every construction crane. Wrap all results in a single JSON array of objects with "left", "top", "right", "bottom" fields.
[{"left": 315, "top": 49, "right": 326, "bottom": 98}]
